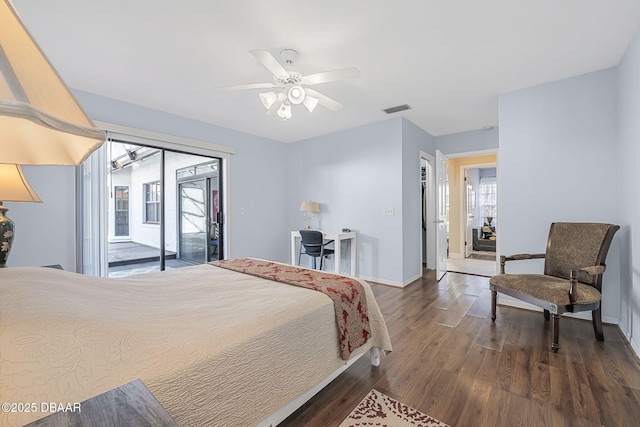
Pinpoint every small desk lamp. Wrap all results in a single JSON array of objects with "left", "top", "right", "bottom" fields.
[
  {"left": 0, "top": 164, "right": 42, "bottom": 267},
  {"left": 299, "top": 200, "right": 320, "bottom": 230}
]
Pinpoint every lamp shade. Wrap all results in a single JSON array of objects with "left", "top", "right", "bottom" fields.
[
  {"left": 259, "top": 92, "right": 277, "bottom": 109},
  {"left": 299, "top": 201, "right": 320, "bottom": 213},
  {"left": 0, "top": 163, "right": 41, "bottom": 202},
  {"left": 0, "top": 0, "right": 105, "bottom": 165}
]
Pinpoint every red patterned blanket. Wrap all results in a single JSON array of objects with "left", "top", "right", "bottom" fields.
[{"left": 211, "top": 258, "right": 371, "bottom": 360}]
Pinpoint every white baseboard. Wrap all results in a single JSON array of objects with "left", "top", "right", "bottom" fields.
[
  {"left": 403, "top": 273, "right": 423, "bottom": 287},
  {"left": 448, "top": 252, "right": 464, "bottom": 259},
  {"left": 630, "top": 335, "right": 640, "bottom": 359},
  {"left": 361, "top": 273, "right": 422, "bottom": 288},
  {"left": 358, "top": 274, "right": 405, "bottom": 288}
]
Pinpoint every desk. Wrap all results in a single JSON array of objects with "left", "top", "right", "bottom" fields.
[{"left": 291, "top": 230, "right": 357, "bottom": 276}]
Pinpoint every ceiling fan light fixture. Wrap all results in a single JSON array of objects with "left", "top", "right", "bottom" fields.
[
  {"left": 277, "top": 102, "right": 292, "bottom": 120},
  {"left": 303, "top": 95, "right": 319, "bottom": 113},
  {"left": 259, "top": 91, "right": 278, "bottom": 109},
  {"left": 287, "top": 85, "right": 306, "bottom": 105}
]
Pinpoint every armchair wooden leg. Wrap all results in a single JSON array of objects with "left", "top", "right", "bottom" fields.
[
  {"left": 544, "top": 309, "right": 550, "bottom": 321},
  {"left": 551, "top": 314, "right": 560, "bottom": 353},
  {"left": 490, "top": 290, "right": 497, "bottom": 321},
  {"left": 592, "top": 308, "right": 605, "bottom": 341}
]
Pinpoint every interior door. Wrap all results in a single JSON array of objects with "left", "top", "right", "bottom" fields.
[
  {"left": 179, "top": 179, "right": 207, "bottom": 264},
  {"left": 464, "top": 170, "right": 474, "bottom": 258},
  {"left": 435, "top": 150, "right": 448, "bottom": 280}
]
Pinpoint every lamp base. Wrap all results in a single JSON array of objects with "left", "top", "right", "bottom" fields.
[{"left": 0, "top": 205, "right": 14, "bottom": 268}]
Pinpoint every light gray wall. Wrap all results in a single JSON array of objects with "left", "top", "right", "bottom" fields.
[
  {"left": 617, "top": 27, "right": 640, "bottom": 353},
  {"left": 498, "top": 68, "right": 621, "bottom": 322},
  {"left": 76, "top": 91, "right": 291, "bottom": 264},
  {"left": 435, "top": 127, "right": 499, "bottom": 155},
  {"left": 286, "top": 118, "right": 405, "bottom": 285},
  {"left": 6, "top": 166, "right": 77, "bottom": 270},
  {"left": 286, "top": 117, "right": 435, "bottom": 286},
  {"left": 401, "top": 119, "right": 436, "bottom": 284}
]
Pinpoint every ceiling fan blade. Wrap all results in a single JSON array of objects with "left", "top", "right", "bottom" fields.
[
  {"left": 302, "top": 67, "right": 361, "bottom": 85},
  {"left": 250, "top": 49, "right": 290, "bottom": 79},
  {"left": 216, "top": 82, "right": 278, "bottom": 91},
  {"left": 305, "top": 88, "right": 343, "bottom": 111}
]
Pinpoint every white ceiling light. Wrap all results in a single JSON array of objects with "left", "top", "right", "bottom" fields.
[
  {"left": 302, "top": 95, "right": 319, "bottom": 113},
  {"left": 287, "top": 85, "right": 306, "bottom": 104},
  {"left": 259, "top": 91, "right": 278, "bottom": 109},
  {"left": 220, "top": 48, "right": 360, "bottom": 121},
  {"left": 277, "top": 102, "right": 292, "bottom": 120}
]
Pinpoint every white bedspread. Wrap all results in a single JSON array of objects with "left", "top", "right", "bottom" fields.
[{"left": 0, "top": 263, "right": 392, "bottom": 426}]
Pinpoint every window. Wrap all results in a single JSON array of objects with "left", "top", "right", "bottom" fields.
[
  {"left": 479, "top": 177, "right": 497, "bottom": 224},
  {"left": 144, "top": 181, "right": 161, "bottom": 223},
  {"left": 114, "top": 186, "right": 129, "bottom": 236}
]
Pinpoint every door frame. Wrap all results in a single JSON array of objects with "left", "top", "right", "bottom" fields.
[
  {"left": 443, "top": 149, "right": 499, "bottom": 275},
  {"left": 420, "top": 151, "right": 436, "bottom": 275}
]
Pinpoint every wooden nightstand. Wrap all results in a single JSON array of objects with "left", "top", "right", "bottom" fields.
[{"left": 24, "top": 379, "right": 177, "bottom": 427}]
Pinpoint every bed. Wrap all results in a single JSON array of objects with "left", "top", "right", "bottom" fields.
[{"left": 0, "top": 258, "right": 392, "bottom": 427}]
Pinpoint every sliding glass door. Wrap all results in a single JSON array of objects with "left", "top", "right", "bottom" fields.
[{"left": 104, "top": 140, "right": 223, "bottom": 277}]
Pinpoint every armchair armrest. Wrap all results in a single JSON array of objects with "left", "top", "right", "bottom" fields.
[
  {"left": 499, "top": 253, "right": 545, "bottom": 274},
  {"left": 568, "top": 264, "right": 606, "bottom": 303}
]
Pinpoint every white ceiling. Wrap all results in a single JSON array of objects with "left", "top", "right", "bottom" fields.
[{"left": 13, "top": 0, "right": 640, "bottom": 143}]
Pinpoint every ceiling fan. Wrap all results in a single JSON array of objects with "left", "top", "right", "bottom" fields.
[{"left": 220, "top": 49, "right": 360, "bottom": 120}]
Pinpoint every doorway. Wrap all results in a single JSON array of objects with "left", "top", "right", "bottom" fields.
[
  {"left": 443, "top": 152, "right": 498, "bottom": 277},
  {"left": 177, "top": 160, "right": 222, "bottom": 264}
]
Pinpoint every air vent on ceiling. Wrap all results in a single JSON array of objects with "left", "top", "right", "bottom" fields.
[{"left": 382, "top": 104, "right": 411, "bottom": 114}]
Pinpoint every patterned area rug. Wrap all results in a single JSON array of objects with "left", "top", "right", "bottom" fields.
[{"left": 339, "top": 389, "right": 450, "bottom": 427}]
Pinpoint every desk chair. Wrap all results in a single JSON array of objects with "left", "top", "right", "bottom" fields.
[{"left": 299, "top": 230, "right": 334, "bottom": 270}]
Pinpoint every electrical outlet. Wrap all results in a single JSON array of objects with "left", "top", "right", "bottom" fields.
[
  {"left": 239, "top": 207, "right": 245, "bottom": 215},
  {"left": 383, "top": 207, "right": 395, "bottom": 216}
]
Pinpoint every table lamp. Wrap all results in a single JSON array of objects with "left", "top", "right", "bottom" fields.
[
  {"left": 0, "top": 164, "right": 42, "bottom": 267},
  {"left": 299, "top": 200, "right": 320, "bottom": 230},
  {"left": 0, "top": 0, "right": 106, "bottom": 267},
  {"left": 0, "top": 0, "right": 106, "bottom": 165}
]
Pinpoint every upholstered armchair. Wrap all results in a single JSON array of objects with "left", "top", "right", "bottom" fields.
[{"left": 489, "top": 222, "right": 619, "bottom": 352}]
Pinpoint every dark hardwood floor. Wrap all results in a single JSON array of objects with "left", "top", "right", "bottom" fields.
[{"left": 280, "top": 270, "right": 640, "bottom": 427}]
